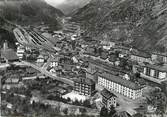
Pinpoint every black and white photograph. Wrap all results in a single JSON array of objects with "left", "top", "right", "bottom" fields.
[{"left": 0, "top": 0, "right": 167, "bottom": 117}]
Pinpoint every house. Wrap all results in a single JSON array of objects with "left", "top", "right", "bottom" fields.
[
  {"left": 101, "top": 40, "right": 116, "bottom": 50},
  {"left": 101, "top": 88, "right": 117, "bottom": 110},
  {"left": 86, "top": 68, "right": 97, "bottom": 81},
  {"left": 36, "top": 55, "right": 45, "bottom": 64},
  {"left": 48, "top": 67, "right": 57, "bottom": 74},
  {"left": 72, "top": 56, "right": 79, "bottom": 63},
  {"left": 108, "top": 53, "right": 117, "bottom": 64},
  {"left": 97, "top": 72, "right": 144, "bottom": 99},
  {"left": 59, "top": 57, "right": 75, "bottom": 71},
  {"left": 113, "top": 46, "right": 130, "bottom": 57},
  {"left": 84, "top": 46, "right": 96, "bottom": 56},
  {"left": 16, "top": 43, "right": 25, "bottom": 59},
  {"left": 141, "top": 64, "right": 167, "bottom": 84},
  {"left": 0, "top": 41, "right": 19, "bottom": 63},
  {"left": 73, "top": 77, "right": 96, "bottom": 96},
  {"left": 50, "top": 57, "right": 59, "bottom": 67},
  {"left": 48, "top": 87, "right": 66, "bottom": 97},
  {"left": 151, "top": 52, "right": 167, "bottom": 64},
  {"left": 26, "top": 67, "right": 38, "bottom": 76},
  {"left": 100, "top": 50, "right": 108, "bottom": 60},
  {"left": 130, "top": 51, "right": 151, "bottom": 63},
  {"left": 3, "top": 75, "right": 23, "bottom": 89}
]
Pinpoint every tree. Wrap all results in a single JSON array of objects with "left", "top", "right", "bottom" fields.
[
  {"left": 79, "top": 108, "right": 87, "bottom": 115},
  {"left": 100, "top": 106, "right": 108, "bottom": 117},
  {"left": 83, "top": 99, "right": 91, "bottom": 108},
  {"left": 146, "top": 88, "right": 167, "bottom": 115},
  {"left": 67, "top": 97, "right": 71, "bottom": 103},
  {"left": 63, "top": 108, "right": 68, "bottom": 115},
  {"left": 73, "top": 99, "right": 82, "bottom": 106}
]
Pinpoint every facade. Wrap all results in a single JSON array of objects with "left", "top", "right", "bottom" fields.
[
  {"left": 86, "top": 69, "right": 97, "bottom": 81},
  {"left": 101, "top": 40, "right": 116, "bottom": 50},
  {"left": 151, "top": 52, "right": 167, "bottom": 64},
  {"left": 50, "top": 57, "right": 59, "bottom": 67},
  {"left": 16, "top": 44, "right": 25, "bottom": 59},
  {"left": 36, "top": 55, "right": 45, "bottom": 63},
  {"left": 113, "top": 46, "right": 130, "bottom": 56},
  {"left": 141, "top": 64, "right": 167, "bottom": 83},
  {"left": 97, "top": 72, "right": 143, "bottom": 99},
  {"left": 130, "top": 51, "right": 151, "bottom": 63},
  {"left": 73, "top": 77, "right": 96, "bottom": 96},
  {"left": 101, "top": 88, "right": 117, "bottom": 110}
]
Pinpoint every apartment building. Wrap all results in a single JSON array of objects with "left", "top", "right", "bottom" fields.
[
  {"left": 97, "top": 72, "right": 143, "bottom": 99},
  {"left": 73, "top": 77, "right": 96, "bottom": 96},
  {"left": 101, "top": 88, "right": 117, "bottom": 110}
]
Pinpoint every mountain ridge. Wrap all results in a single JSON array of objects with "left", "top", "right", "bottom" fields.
[
  {"left": 72, "top": 0, "right": 167, "bottom": 52},
  {"left": 0, "top": 0, "right": 64, "bottom": 27},
  {"left": 0, "top": 0, "right": 64, "bottom": 48}
]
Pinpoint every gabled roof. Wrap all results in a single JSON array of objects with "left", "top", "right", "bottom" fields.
[
  {"left": 131, "top": 51, "right": 151, "bottom": 58},
  {"left": 144, "top": 64, "right": 167, "bottom": 72},
  {"left": 73, "top": 77, "right": 95, "bottom": 85}
]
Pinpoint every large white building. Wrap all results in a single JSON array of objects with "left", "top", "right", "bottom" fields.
[{"left": 97, "top": 72, "right": 144, "bottom": 99}]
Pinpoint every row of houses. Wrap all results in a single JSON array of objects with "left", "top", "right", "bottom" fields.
[{"left": 86, "top": 40, "right": 167, "bottom": 64}]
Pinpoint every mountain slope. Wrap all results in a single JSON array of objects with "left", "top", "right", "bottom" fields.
[
  {"left": 0, "top": 0, "right": 64, "bottom": 27},
  {"left": 0, "top": 0, "right": 64, "bottom": 49},
  {"left": 72, "top": 0, "right": 167, "bottom": 52}
]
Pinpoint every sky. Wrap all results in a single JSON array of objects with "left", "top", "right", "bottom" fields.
[{"left": 45, "top": 0, "right": 91, "bottom": 14}]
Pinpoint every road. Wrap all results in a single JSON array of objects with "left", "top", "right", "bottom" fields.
[{"left": 21, "top": 61, "right": 74, "bottom": 86}]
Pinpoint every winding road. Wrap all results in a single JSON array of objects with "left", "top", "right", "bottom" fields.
[{"left": 21, "top": 61, "right": 74, "bottom": 86}]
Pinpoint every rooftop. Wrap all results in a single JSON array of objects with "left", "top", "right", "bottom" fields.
[
  {"left": 1, "top": 49, "right": 19, "bottom": 61},
  {"left": 152, "top": 51, "right": 167, "bottom": 57},
  {"left": 131, "top": 51, "right": 151, "bottom": 58},
  {"left": 98, "top": 72, "right": 143, "bottom": 90},
  {"left": 86, "top": 57, "right": 127, "bottom": 74},
  {"left": 101, "top": 88, "right": 117, "bottom": 99},
  {"left": 145, "top": 64, "right": 167, "bottom": 72},
  {"left": 73, "top": 77, "right": 95, "bottom": 85}
]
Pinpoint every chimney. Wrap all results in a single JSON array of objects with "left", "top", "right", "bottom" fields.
[{"left": 3, "top": 40, "right": 8, "bottom": 50}]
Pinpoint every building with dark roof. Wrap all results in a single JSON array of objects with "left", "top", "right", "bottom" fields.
[
  {"left": 151, "top": 52, "right": 167, "bottom": 64},
  {"left": 130, "top": 51, "right": 151, "bottom": 63},
  {"left": 86, "top": 57, "right": 128, "bottom": 76},
  {"left": 101, "top": 88, "right": 117, "bottom": 110},
  {"left": 97, "top": 72, "right": 144, "bottom": 99},
  {"left": 141, "top": 64, "right": 167, "bottom": 84},
  {"left": 73, "top": 77, "right": 96, "bottom": 96}
]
